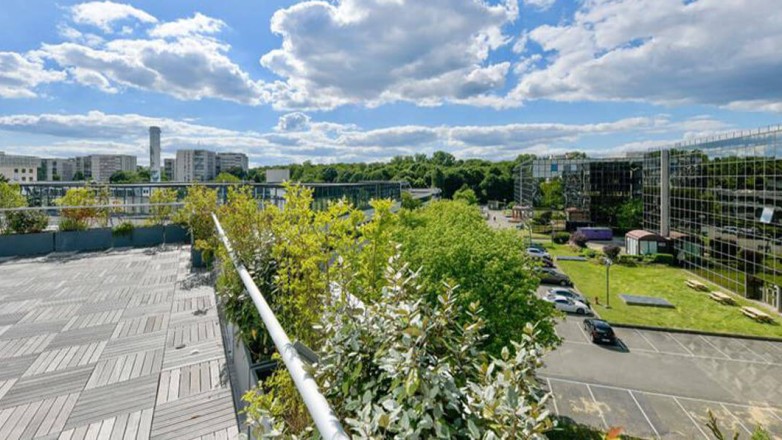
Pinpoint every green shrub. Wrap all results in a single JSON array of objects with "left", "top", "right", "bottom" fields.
[
  {"left": 581, "top": 248, "right": 597, "bottom": 258},
  {"left": 650, "top": 253, "right": 675, "bottom": 266},
  {"left": 603, "top": 244, "right": 621, "bottom": 261},
  {"left": 112, "top": 221, "right": 134, "bottom": 236},
  {"left": 619, "top": 254, "right": 644, "bottom": 266},
  {"left": 7, "top": 210, "right": 48, "bottom": 234},
  {"left": 59, "top": 217, "right": 88, "bottom": 232},
  {"left": 1, "top": 182, "right": 28, "bottom": 234},
  {"left": 552, "top": 231, "right": 570, "bottom": 244},
  {"left": 570, "top": 230, "right": 588, "bottom": 247},
  {"left": 532, "top": 210, "right": 552, "bottom": 225}
]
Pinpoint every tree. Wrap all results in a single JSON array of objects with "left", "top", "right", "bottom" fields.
[
  {"left": 616, "top": 198, "right": 643, "bottom": 231},
  {"left": 213, "top": 172, "right": 242, "bottom": 183},
  {"left": 400, "top": 191, "right": 422, "bottom": 210},
  {"left": 431, "top": 150, "right": 456, "bottom": 167},
  {"left": 224, "top": 166, "right": 247, "bottom": 179},
  {"left": 0, "top": 182, "right": 28, "bottom": 233},
  {"left": 540, "top": 178, "right": 564, "bottom": 208},
  {"left": 109, "top": 170, "right": 146, "bottom": 183},
  {"left": 72, "top": 171, "right": 85, "bottom": 181},
  {"left": 147, "top": 188, "right": 179, "bottom": 225},
  {"left": 453, "top": 185, "right": 478, "bottom": 205},
  {"left": 56, "top": 187, "right": 101, "bottom": 231},
  {"left": 603, "top": 244, "right": 621, "bottom": 261}
]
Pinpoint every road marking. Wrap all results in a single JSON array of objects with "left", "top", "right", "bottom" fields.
[
  {"left": 735, "top": 340, "right": 775, "bottom": 364},
  {"left": 769, "top": 409, "right": 782, "bottom": 423},
  {"left": 698, "top": 335, "right": 731, "bottom": 359},
  {"left": 673, "top": 396, "right": 711, "bottom": 440},
  {"left": 666, "top": 333, "right": 695, "bottom": 356},
  {"left": 546, "top": 378, "right": 560, "bottom": 416},
  {"left": 542, "top": 376, "right": 782, "bottom": 411},
  {"left": 720, "top": 403, "right": 751, "bottom": 435},
  {"left": 635, "top": 330, "right": 660, "bottom": 352},
  {"left": 559, "top": 338, "right": 782, "bottom": 367},
  {"left": 586, "top": 384, "right": 609, "bottom": 430},
  {"left": 577, "top": 321, "right": 592, "bottom": 343},
  {"left": 629, "top": 390, "right": 660, "bottom": 438}
]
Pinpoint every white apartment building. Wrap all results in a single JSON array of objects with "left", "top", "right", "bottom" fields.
[
  {"left": 40, "top": 158, "right": 76, "bottom": 181},
  {"left": 0, "top": 152, "right": 41, "bottom": 183},
  {"left": 175, "top": 150, "right": 216, "bottom": 182},
  {"left": 215, "top": 152, "right": 249, "bottom": 174},
  {"left": 87, "top": 155, "right": 137, "bottom": 182}
]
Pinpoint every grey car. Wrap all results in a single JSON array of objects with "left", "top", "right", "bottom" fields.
[{"left": 536, "top": 267, "right": 573, "bottom": 286}]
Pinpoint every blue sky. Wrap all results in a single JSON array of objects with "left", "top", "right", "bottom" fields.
[{"left": 0, "top": 0, "right": 781, "bottom": 166}]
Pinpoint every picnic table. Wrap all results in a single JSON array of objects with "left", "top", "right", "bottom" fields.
[
  {"left": 741, "top": 306, "right": 774, "bottom": 323},
  {"left": 686, "top": 279, "right": 709, "bottom": 291},
  {"left": 709, "top": 291, "right": 736, "bottom": 305}
]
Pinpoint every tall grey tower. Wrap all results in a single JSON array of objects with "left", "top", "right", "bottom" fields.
[{"left": 149, "top": 126, "right": 161, "bottom": 182}]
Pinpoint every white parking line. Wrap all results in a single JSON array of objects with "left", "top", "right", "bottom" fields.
[
  {"left": 673, "top": 396, "right": 710, "bottom": 440},
  {"left": 577, "top": 321, "right": 592, "bottom": 343},
  {"left": 546, "top": 377, "right": 560, "bottom": 416},
  {"left": 719, "top": 403, "right": 751, "bottom": 435},
  {"left": 635, "top": 330, "right": 660, "bottom": 353},
  {"left": 629, "top": 390, "right": 660, "bottom": 438},
  {"left": 666, "top": 332, "right": 696, "bottom": 356},
  {"left": 733, "top": 339, "right": 773, "bottom": 363},
  {"left": 586, "top": 384, "right": 609, "bottom": 430},
  {"left": 698, "top": 335, "right": 731, "bottom": 359}
]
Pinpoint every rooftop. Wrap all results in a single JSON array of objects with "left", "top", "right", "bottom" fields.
[{"left": 0, "top": 247, "right": 238, "bottom": 440}]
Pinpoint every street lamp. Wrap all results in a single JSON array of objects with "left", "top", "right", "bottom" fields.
[{"left": 603, "top": 257, "right": 613, "bottom": 308}]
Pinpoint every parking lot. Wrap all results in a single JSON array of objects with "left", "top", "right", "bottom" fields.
[{"left": 541, "top": 310, "right": 782, "bottom": 439}]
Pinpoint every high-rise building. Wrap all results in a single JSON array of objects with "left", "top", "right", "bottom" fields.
[
  {"left": 87, "top": 155, "right": 137, "bottom": 182},
  {"left": 39, "top": 158, "right": 76, "bottom": 181},
  {"left": 164, "top": 158, "right": 175, "bottom": 181},
  {"left": 215, "top": 152, "right": 249, "bottom": 175},
  {"left": 0, "top": 152, "right": 41, "bottom": 183},
  {"left": 175, "top": 150, "right": 216, "bottom": 182},
  {"left": 150, "top": 126, "right": 161, "bottom": 183}
]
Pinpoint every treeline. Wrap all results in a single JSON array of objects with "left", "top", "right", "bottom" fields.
[{"left": 247, "top": 151, "right": 535, "bottom": 203}]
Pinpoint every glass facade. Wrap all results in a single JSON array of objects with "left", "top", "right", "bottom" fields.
[{"left": 644, "top": 127, "right": 782, "bottom": 310}]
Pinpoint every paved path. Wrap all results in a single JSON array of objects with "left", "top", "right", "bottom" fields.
[
  {"left": 0, "top": 248, "right": 238, "bottom": 440},
  {"left": 543, "top": 315, "right": 782, "bottom": 439}
]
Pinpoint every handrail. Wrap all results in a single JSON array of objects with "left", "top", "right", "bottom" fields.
[
  {"left": 211, "top": 213, "right": 349, "bottom": 440},
  {"left": 0, "top": 202, "right": 185, "bottom": 212}
]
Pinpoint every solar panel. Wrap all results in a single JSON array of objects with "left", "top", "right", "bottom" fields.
[{"left": 619, "top": 294, "right": 675, "bottom": 308}]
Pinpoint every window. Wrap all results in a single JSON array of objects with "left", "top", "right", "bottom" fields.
[
  {"left": 21, "top": 177, "right": 26, "bottom": 181},
  {"left": 14, "top": 168, "right": 18, "bottom": 173},
  {"left": 551, "top": 164, "right": 559, "bottom": 172}
]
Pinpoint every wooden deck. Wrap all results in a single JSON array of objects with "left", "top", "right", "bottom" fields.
[{"left": 0, "top": 248, "right": 239, "bottom": 440}]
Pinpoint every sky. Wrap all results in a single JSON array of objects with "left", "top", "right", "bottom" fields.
[{"left": 0, "top": 0, "right": 781, "bottom": 166}]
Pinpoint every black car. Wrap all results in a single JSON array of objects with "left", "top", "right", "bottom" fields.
[{"left": 583, "top": 318, "right": 616, "bottom": 344}]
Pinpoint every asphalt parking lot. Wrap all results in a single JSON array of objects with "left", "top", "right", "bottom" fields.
[{"left": 538, "top": 286, "right": 782, "bottom": 439}]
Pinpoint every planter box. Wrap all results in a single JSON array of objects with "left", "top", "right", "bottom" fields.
[
  {"left": 111, "top": 233, "right": 134, "bottom": 248},
  {"left": 55, "top": 228, "right": 112, "bottom": 252},
  {"left": 132, "top": 225, "right": 165, "bottom": 247},
  {"left": 0, "top": 232, "right": 55, "bottom": 257},
  {"left": 191, "top": 247, "right": 206, "bottom": 268},
  {"left": 164, "top": 224, "right": 188, "bottom": 244}
]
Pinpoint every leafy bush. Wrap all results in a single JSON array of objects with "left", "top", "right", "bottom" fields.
[
  {"left": 112, "top": 221, "right": 134, "bottom": 236},
  {"left": 552, "top": 231, "right": 570, "bottom": 244},
  {"left": 1, "top": 182, "right": 28, "bottom": 234},
  {"left": 55, "top": 187, "right": 104, "bottom": 231},
  {"left": 570, "top": 230, "right": 588, "bottom": 247},
  {"left": 532, "top": 210, "right": 552, "bottom": 225},
  {"left": 395, "top": 200, "right": 558, "bottom": 352},
  {"left": 603, "top": 244, "right": 621, "bottom": 261},
  {"left": 147, "top": 188, "right": 179, "bottom": 226},
  {"left": 452, "top": 185, "right": 478, "bottom": 205},
  {"left": 7, "top": 210, "right": 48, "bottom": 234},
  {"left": 245, "top": 257, "right": 554, "bottom": 438},
  {"left": 581, "top": 248, "right": 597, "bottom": 259},
  {"left": 619, "top": 254, "right": 644, "bottom": 266},
  {"left": 174, "top": 185, "right": 219, "bottom": 258},
  {"left": 650, "top": 253, "right": 675, "bottom": 266},
  {"left": 400, "top": 191, "right": 423, "bottom": 210}
]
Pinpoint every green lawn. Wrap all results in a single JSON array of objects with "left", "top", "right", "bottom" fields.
[{"left": 541, "top": 243, "right": 782, "bottom": 338}]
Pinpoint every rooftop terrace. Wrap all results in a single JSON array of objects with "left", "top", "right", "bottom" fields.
[{"left": 0, "top": 247, "right": 238, "bottom": 440}]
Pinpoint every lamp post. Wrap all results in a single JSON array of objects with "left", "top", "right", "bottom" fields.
[{"left": 604, "top": 257, "right": 613, "bottom": 308}]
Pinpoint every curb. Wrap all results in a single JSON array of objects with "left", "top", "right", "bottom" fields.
[{"left": 607, "top": 322, "right": 782, "bottom": 343}]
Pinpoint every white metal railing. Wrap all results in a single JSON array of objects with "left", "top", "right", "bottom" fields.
[{"left": 211, "top": 213, "right": 349, "bottom": 440}]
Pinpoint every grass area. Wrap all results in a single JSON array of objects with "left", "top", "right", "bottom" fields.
[{"left": 540, "top": 242, "right": 782, "bottom": 338}]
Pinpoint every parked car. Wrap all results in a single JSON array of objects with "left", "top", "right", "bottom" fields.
[
  {"left": 583, "top": 318, "right": 616, "bottom": 344},
  {"left": 544, "top": 295, "right": 591, "bottom": 315},
  {"left": 535, "top": 267, "right": 573, "bottom": 286},
  {"left": 538, "top": 258, "right": 555, "bottom": 268},
  {"left": 526, "top": 247, "right": 551, "bottom": 259},
  {"left": 526, "top": 242, "right": 546, "bottom": 251},
  {"left": 547, "top": 288, "right": 589, "bottom": 307}
]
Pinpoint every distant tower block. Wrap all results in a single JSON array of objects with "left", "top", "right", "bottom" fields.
[{"left": 149, "top": 126, "right": 161, "bottom": 182}]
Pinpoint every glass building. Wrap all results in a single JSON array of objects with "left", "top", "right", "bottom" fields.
[
  {"left": 515, "top": 156, "right": 643, "bottom": 226},
  {"left": 644, "top": 126, "right": 782, "bottom": 310}
]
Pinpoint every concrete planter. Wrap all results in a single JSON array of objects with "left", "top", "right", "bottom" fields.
[
  {"left": 55, "top": 228, "right": 113, "bottom": 252},
  {"left": 111, "top": 232, "right": 134, "bottom": 248},
  {"left": 0, "top": 232, "right": 55, "bottom": 257},
  {"left": 164, "top": 224, "right": 189, "bottom": 244},
  {"left": 132, "top": 225, "right": 165, "bottom": 247}
]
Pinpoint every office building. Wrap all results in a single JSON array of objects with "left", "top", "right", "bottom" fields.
[
  {"left": 643, "top": 126, "right": 782, "bottom": 311},
  {"left": 265, "top": 168, "right": 290, "bottom": 183},
  {"left": 515, "top": 155, "right": 643, "bottom": 226},
  {"left": 164, "top": 158, "right": 175, "bottom": 181},
  {"left": 82, "top": 155, "right": 137, "bottom": 182},
  {"left": 0, "top": 152, "right": 40, "bottom": 183},
  {"left": 175, "top": 149, "right": 216, "bottom": 182},
  {"left": 39, "top": 158, "right": 76, "bottom": 181},
  {"left": 150, "top": 127, "right": 161, "bottom": 183},
  {"left": 215, "top": 153, "right": 249, "bottom": 175}
]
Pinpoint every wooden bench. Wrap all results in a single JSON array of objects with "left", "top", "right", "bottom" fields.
[
  {"left": 686, "top": 279, "right": 709, "bottom": 291},
  {"left": 741, "top": 306, "right": 774, "bottom": 323},
  {"left": 709, "top": 291, "right": 736, "bottom": 305}
]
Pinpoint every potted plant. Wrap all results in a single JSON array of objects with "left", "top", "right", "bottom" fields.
[
  {"left": 174, "top": 185, "right": 219, "bottom": 268},
  {"left": 112, "top": 221, "right": 135, "bottom": 248}
]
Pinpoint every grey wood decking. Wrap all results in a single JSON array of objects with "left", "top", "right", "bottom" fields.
[{"left": 0, "top": 248, "right": 239, "bottom": 440}]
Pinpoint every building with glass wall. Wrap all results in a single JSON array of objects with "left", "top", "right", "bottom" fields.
[
  {"left": 643, "top": 126, "right": 782, "bottom": 311},
  {"left": 515, "top": 155, "right": 643, "bottom": 226}
]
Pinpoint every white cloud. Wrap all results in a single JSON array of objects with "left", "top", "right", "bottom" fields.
[
  {"left": 260, "top": 0, "right": 519, "bottom": 110},
  {"left": 276, "top": 112, "right": 311, "bottom": 132},
  {"left": 71, "top": 1, "right": 158, "bottom": 33},
  {"left": 512, "top": 0, "right": 782, "bottom": 110},
  {"left": 148, "top": 13, "right": 226, "bottom": 38},
  {"left": 0, "top": 52, "right": 66, "bottom": 98},
  {"left": 523, "top": 0, "right": 556, "bottom": 11},
  {"left": 0, "top": 111, "right": 728, "bottom": 165}
]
